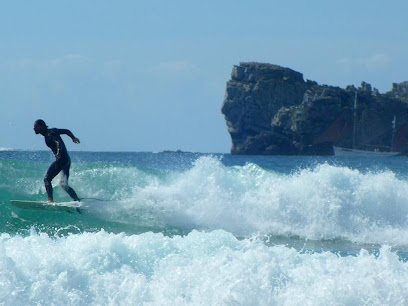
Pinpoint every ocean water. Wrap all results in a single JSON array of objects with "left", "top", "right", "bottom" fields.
[{"left": 1, "top": 150, "right": 408, "bottom": 305}]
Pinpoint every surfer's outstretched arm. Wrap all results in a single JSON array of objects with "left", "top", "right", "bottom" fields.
[{"left": 58, "top": 129, "right": 80, "bottom": 144}]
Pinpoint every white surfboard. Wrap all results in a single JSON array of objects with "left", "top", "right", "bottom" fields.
[{"left": 10, "top": 200, "right": 82, "bottom": 213}]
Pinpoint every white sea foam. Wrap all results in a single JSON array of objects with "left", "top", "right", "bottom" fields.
[
  {"left": 1, "top": 230, "right": 407, "bottom": 305},
  {"left": 73, "top": 156, "right": 408, "bottom": 245},
  {"left": 4, "top": 154, "right": 408, "bottom": 304}
]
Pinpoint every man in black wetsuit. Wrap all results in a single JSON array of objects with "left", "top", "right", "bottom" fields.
[{"left": 33, "top": 119, "right": 81, "bottom": 202}]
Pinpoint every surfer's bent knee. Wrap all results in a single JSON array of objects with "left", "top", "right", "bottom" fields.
[{"left": 44, "top": 176, "right": 51, "bottom": 186}]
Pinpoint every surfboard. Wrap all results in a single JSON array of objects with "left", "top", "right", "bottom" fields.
[{"left": 10, "top": 200, "right": 82, "bottom": 213}]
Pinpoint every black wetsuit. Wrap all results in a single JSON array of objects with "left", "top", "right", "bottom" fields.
[{"left": 43, "top": 128, "right": 80, "bottom": 201}]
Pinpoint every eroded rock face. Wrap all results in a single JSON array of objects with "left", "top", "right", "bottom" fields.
[{"left": 221, "top": 62, "right": 408, "bottom": 155}]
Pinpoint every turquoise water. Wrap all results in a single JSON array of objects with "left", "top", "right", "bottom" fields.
[{"left": 1, "top": 150, "right": 408, "bottom": 304}]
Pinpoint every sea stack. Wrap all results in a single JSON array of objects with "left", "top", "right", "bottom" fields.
[{"left": 221, "top": 62, "right": 408, "bottom": 155}]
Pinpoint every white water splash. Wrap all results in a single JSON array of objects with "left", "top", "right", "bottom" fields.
[
  {"left": 83, "top": 156, "right": 408, "bottom": 245},
  {"left": 1, "top": 230, "right": 407, "bottom": 305}
]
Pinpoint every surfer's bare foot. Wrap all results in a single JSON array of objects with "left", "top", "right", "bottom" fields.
[{"left": 48, "top": 198, "right": 54, "bottom": 203}]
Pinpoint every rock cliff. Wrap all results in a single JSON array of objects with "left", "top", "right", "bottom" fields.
[{"left": 221, "top": 62, "right": 408, "bottom": 155}]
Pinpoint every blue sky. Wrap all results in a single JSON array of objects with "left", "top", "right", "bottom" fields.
[{"left": 1, "top": 0, "right": 407, "bottom": 152}]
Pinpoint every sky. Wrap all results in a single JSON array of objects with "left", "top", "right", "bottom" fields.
[{"left": 1, "top": 0, "right": 407, "bottom": 153}]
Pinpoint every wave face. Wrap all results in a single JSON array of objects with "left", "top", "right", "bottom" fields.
[
  {"left": 1, "top": 151, "right": 408, "bottom": 304},
  {"left": 2, "top": 152, "right": 408, "bottom": 244}
]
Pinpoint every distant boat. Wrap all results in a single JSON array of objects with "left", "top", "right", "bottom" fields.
[
  {"left": 333, "top": 146, "right": 400, "bottom": 157},
  {"left": 333, "top": 92, "right": 402, "bottom": 157}
]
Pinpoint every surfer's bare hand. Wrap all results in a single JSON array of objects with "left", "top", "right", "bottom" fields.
[
  {"left": 73, "top": 137, "right": 80, "bottom": 144},
  {"left": 55, "top": 151, "right": 61, "bottom": 160}
]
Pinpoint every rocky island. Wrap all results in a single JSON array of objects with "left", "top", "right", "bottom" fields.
[{"left": 221, "top": 62, "right": 408, "bottom": 155}]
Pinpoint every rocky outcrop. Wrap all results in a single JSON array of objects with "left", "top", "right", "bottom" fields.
[{"left": 221, "top": 62, "right": 408, "bottom": 155}]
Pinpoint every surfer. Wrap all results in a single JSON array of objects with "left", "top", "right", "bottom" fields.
[{"left": 33, "top": 119, "right": 81, "bottom": 202}]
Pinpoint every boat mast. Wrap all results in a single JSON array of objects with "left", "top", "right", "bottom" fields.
[
  {"left": 391, "top": 115, "right": 396, "bottom": 151},
  {"left": 352, "top": 91, "right": 358, "bottom": 149}
]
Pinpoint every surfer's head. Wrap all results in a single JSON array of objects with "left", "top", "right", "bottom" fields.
[{"left": 33, "top": 119, "right": 48, "bottom": 135}]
